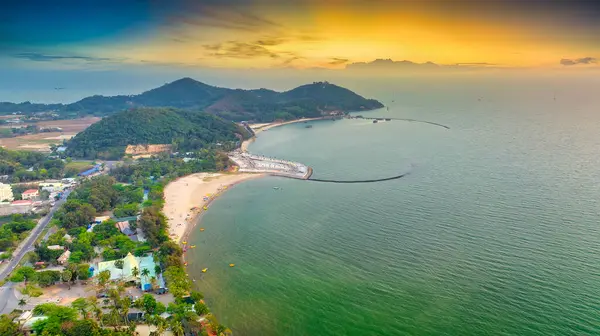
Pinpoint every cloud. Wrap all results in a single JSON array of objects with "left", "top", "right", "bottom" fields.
[
  {"left": 560, "top": 57, "right": 597, "bottom": 66},
  {"left": 345, "top": 59, "right": 504, "bottom": 71},
  {"left": 329, "top": 58, "right": 349, "bottom": 65},
  {"left": 12, "top": 52, "right": 117, "bottom": 63},
  {"left": 167, "top": 3, "right": 282, "bottom": 33},
  {"left": 203, "top": 41, "right": 280, "bottom": 59}
]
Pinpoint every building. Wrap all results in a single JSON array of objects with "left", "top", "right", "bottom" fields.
[
  {"left": 96, "top": 252, "right": 165, "bottom": 291},
  {"left": 21, "top": 189, "right": 39, "bottom": 200},
  {"left": 0, "top": 183, "right": 14, "bottom": 202},
  {"left": 116, "top": 221, "right": 135, "bottom": 236},
  {"left": 11, "top": 200, "right": 32, "bottom": 206},
  {"left": 46, "top": 245, "right": 64, "bottom": 250},
  {"left": 57, "top": 250, "right": 71, "bottom": 264},
  {"left": 39, "top": 182, "right": 63, "bottom": 192},
  {"left": 79, "top": 164, "right": 102, "bottom": 177}
]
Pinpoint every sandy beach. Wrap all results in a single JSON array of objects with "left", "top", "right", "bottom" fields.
[{"left": 163, "top": 172, "right": 263, "bottom": 243}]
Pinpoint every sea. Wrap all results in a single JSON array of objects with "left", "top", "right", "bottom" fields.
[{"left": 184, "top": 74, "right": 600, "bottom": 336}]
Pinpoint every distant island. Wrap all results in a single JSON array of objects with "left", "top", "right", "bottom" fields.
[{"left": 0, "top": 78, "right": 383, "bottom": 122}]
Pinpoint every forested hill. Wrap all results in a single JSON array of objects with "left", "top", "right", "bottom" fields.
[
  {"left": 0, "top": 78, "right": 383, "bottom": 122},
  {"left": 65, "top": 108, "right": 250, "bottom": 159}
]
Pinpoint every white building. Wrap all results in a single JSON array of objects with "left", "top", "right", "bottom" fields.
[{"left": 0, "top": 183, "right": 13, "bottom": 202}]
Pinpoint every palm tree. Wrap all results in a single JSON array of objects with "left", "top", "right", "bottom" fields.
[
  {"left": 141, "top": 268, "right": 150, "bottom": 290},
  {"left": 169, "top": 319, "right": 185, "bottom": 336},
  {"left": 150, "top": 276, "right": 158, "bottom": 291},
  {"left": 87, "top": 296, "right": 103, "bottom": 327},
  {"left": 131, "top": 266, "right": 139, "bottom": 279},
  {"left": 18, "top": 298, "right": 26, "bottom": 308}
]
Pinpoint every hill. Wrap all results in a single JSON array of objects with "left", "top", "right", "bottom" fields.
[
  {"left": 65, "top": 108, "right": 250, "bottom": 159},
  {"left": 0, "top": 79, "right": 383, "bottom": 122}
]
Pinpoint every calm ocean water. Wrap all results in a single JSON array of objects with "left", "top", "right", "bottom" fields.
[{"left": 187, "top": 75, "right": 600, "bottom": 335}]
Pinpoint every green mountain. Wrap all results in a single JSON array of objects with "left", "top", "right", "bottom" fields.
[
  {"left": 0, "top": 78, "right": 383, "bottom": 122},
  {"left": 65, "top": 108, "right": 250, "bottom": 159}
]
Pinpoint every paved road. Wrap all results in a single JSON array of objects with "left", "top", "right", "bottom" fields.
[
  {"left": 0, "top": 282, "right": 17, "bottom": 314},
  {"left": 0, "top": 189, "right": 72, "bottom": 281}
]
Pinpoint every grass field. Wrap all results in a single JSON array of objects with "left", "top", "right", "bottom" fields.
[
  {"left": 0, "top": 117, "right": 100, "bottom": 152},
  {"left": 65, "top": 161, "right": 94, "bottom": 172}
]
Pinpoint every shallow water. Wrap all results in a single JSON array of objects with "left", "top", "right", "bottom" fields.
[{"left": 187, "top": 75, "right": 600, "bottom": 335}]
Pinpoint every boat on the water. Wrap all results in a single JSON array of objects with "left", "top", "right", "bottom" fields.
[
  {"left": 190, "top": 245, "right": 196, "bottom": 248},
  {"left": 273, "top": 186, "right": 280, "bottom": 190},
  {"left": 373, "top": 120, "right": 378, "bottom": 123},
  {"left": 202, "top": 268, "right": 208, "bottom": 273},
  {"left": 200, "top": 228, "right": 205, "bottom": 231},
  {"left": 305, "top": 125, "right": 313, "bottom": 128},
  {"left": 229, "top": 263, "right": 235, "bottom": 267}
]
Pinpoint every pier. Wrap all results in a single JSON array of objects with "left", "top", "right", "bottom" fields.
[{"left": 229, "top": 151, "right": 311, "bottom": 179}]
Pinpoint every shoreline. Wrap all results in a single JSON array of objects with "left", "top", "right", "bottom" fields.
[
  {"left": 163, "top": 173, "right": 265, "bottom": 247},
  {"left": 241, "top": 117, "right": 323, "bottom": 152}
]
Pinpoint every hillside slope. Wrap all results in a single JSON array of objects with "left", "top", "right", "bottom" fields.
[
  {"left": 65, "top": 108, "right": 249, "bottom": 159},
  {"left": 0, "top": 79, "right": 383, "bottom": 122}
]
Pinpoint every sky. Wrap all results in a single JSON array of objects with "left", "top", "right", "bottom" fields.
[{"left": 0, "top": 0, "right": 599, "bottom": 99}]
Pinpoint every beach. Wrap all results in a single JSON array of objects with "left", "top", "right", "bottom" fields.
[{"left": 163, "top": 172, "right": 263, "bottom": 243}]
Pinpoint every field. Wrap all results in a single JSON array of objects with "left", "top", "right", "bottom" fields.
[
  {"left": 0, "top": 117, "right": 100, "bottom": 152},
  {"left": 64, "top": 160, "right": 94, "bottom": 172}
]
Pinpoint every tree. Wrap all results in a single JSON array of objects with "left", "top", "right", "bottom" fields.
[
  {"left": 114, "top": 259, "right": 124, "bottom": 277},
  {"left": 131, "top": 266, "right": 139, "bottom": 279},
  {"left": 141, "top": 268, "right": 150, "bottom": 288},
  {"left": 194, "top": 301, "right": 210, "bottom": 316},
  {"left": 71, "top": 297, "right": 89, "bottom": 318},
  {"left": 170, "top": 319, "right": 185, "bottom": 336},
  {"left": 62, "top": 270, "right": 73, "bottom": 289},
  {"left": 154, "top": 265, "right": 162, "bottom": 276},
  {"left": 0, "top": 314, "right": 19, "bottom": 336},
  {"left": 97, "top": 270, "right": 111, "bottom": 289},
  {"left": 18, "top": 298, "right": 26, "bottom": 307},
  {"left": 140, "top": 294, "right": 157, "bottom": 315},
  {"left": 77, "top": 264, "right": 90, "bottom": 281}
]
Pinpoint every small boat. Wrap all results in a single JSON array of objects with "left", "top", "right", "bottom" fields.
[
  {"left": 373, "top": 120, "right": 378, "bottom": 123},
  {"left": 200, "top": 228, "right": 205, "bottom": 232},
  {"left": 229, "top": 264, "right": 235, "bottom": 267},
  {"left": 305, "top": 125, "right": 313, "bottom": 128},
  {"left": 273, "top": 187, "right": 280, "bottom": 190},
  {"left": 182, "top": 241, "right": 187, "bottom": 244},
  {"left": 190, "top": 245, "right": 196, "bottom": 248},
  {"left": 203, "top": 206, "right": 208, "bottom": 210},
  {"left": 202, "top": 268, "right": 208, "bottom": 273},
  {"left": 184, "top": 262, "right": 188, "bottom": 266}
]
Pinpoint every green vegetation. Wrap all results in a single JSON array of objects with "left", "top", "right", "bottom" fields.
[
  {"left": 0, "top": 78, "right": 383, "bottom": 124},
  {"left": 110, "top": 151, "right": 230, "bottom": 184},
  {"left": 0, "top": 147, "right": 66, "bottom": 182},
  {"left": 65, "top": 107, "right": 249, "bottom": 159},
  {"left": 0, "top": 214, "right": 38, "bottom": 259}
]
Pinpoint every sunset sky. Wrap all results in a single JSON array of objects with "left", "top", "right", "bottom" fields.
[{"left": 1, "top": 0, "right": 599, "bottom": 71}]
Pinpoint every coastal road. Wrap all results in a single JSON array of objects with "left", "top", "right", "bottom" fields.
[{"left": 0, "top": 189, "right": 72, "bottom": 281}]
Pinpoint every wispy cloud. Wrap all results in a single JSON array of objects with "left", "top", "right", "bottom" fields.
[
  {"left": 329, "top": 58, "right": 349, "bottom": 65},
  {"left": 12, "top": 52, "right": 117, "bottom": 62},
  {"left": 167, "top": 3, "right": 282, "bottom": 33},
  {"left": 560, "top": 57, "right": 597, "bottom": 66},
  {"left": 203, "top": 41, "right": 280, "bottom": 59}
]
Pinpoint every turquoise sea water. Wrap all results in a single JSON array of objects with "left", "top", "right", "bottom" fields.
[{"left": 187, "top": 75, "right": 600, "bottom": 335}]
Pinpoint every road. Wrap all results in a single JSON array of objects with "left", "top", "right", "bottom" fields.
[{"left": 0, "top": 189, "right": 72, "bottom": 281}]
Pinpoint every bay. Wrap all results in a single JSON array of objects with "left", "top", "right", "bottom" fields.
[{"left": 187, "top": 75, "right": 600, "bottom": 335}]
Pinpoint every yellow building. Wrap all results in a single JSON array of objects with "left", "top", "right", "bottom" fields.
[{"left": 0, "top": 183, "right": 14, "bottom": 202}]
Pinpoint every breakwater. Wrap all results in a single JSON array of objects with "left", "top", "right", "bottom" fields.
[
  {"left": 307, "top": 172, "right": 410, "bottom": 183},
  {"left": 352, "top": 116, "right": 450, "bottom": 129}
]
